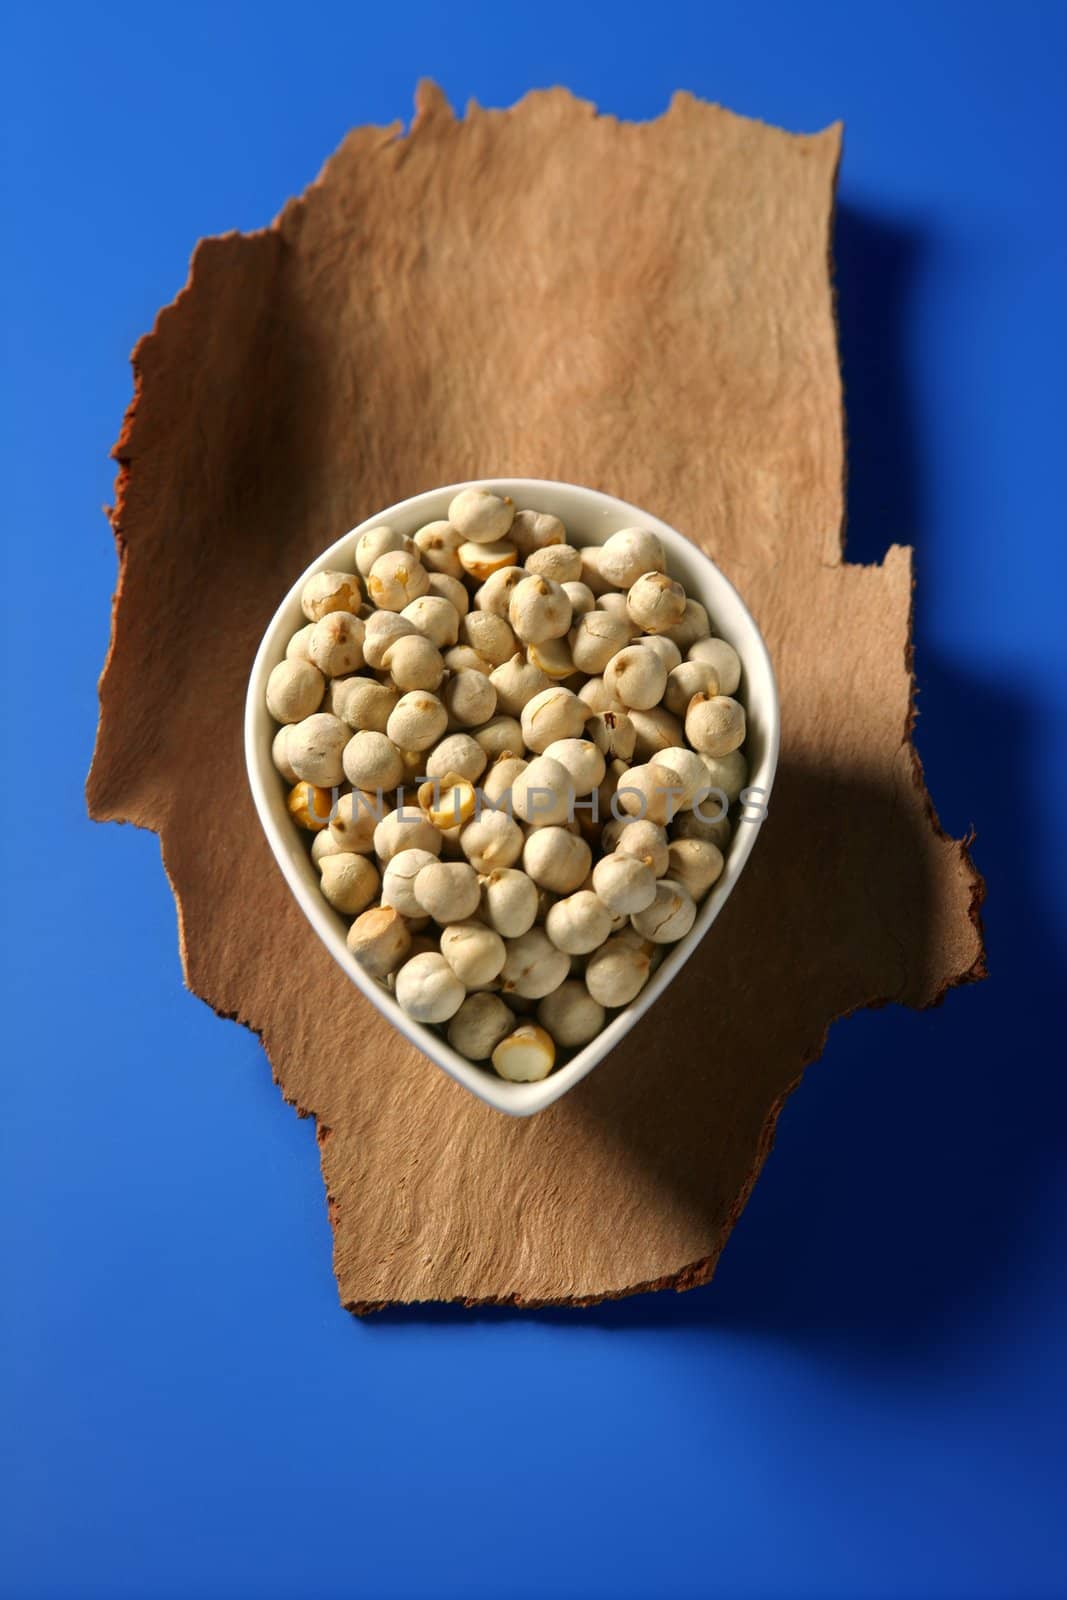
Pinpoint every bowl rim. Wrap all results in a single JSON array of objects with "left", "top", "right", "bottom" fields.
[{"left": 245, "top": 478, "right": 780, "bottom": 1115}]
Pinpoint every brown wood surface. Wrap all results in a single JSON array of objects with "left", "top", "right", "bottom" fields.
[{"left": 87, "top": 84, "right": 985, "bottom": 1312}]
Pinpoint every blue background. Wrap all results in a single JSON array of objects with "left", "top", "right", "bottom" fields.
[{"left": 3, "top": 3, "right": 1065, "bottom": 1596}]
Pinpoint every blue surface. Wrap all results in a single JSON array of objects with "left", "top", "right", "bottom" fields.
[{"left": 3, "top": 3, "right": 1066, "bottom": 1596}]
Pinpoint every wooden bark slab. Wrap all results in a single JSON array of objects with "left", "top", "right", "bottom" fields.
[{"left": 87, "top": 84, "right": 985, "bottom": 1311}]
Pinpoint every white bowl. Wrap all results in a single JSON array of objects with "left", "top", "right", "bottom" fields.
[{"left": 245, "top": 479, "right": 779, "bottom": 1116}]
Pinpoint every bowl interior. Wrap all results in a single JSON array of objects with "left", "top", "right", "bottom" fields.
[{"left": 245, "top": 479, "right": 779, "bottom": 1115}]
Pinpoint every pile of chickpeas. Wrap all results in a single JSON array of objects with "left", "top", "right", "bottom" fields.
[{"left": 266, "top": 489, "right": 747, "bottom": 1083}]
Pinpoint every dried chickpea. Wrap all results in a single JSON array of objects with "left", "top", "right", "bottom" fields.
[
  {"left": 458, "top": 539, "right": 519, "bottom": 582},
  {"left": 545, "top": 891, "right": 613, "bottom": 955},
  {"left": 319, "top": 853, "right": 380, "bottom": 915},
  {"left": 444, "top": 669, "right": 497, "bottom": 728},
  {"left": 511, "top": 756, "right": 574, "bottom": 827},
  {"left": 439, "top": 921, "right": 507, "bottom": 987},
  {"left": 490, "top": 653, "right": 551, "bottom": 717},
  {"left": 460, "top": 611, "right": 518, "bottom": 667},
  {"left": 412, "top": 520, "right": 464, "bottom": 577},
  {"left": 448, "top": 487, "right": 515, "bottom": 544},
  {"left": 460, "top": 810, "right": 525, "bottom": 872},
  {"left": 537, "top": 982, "right": 606, "bottom": 1049},
  {"left": 663, "top": 598, "right": 711, "bottom": 650},
  {"left": 363, "top": 611, "right": 418, "bottom": 669},
  {"left": 413, "top": 860, "right": 482, "bottom": 923},
  {"left": 266, "top": 658, "right": 324, "bottom": 723},
  {"left": 426, "top": 572, "right": 470, "bottom": 615},
  {"left": 664, "top": 658, "right": 719, "bottom": 716},
  {"left": 597, "top": 528, "right": 667, "bottom": 589},
  {"left": 287, "top": 781, "right": 333, "bottom": 832},
  {"left": 585, "top": 938, "right": 652, "bottom": 1007},
  {"left": 627, "top": 571, "right": 687, "bottom": 634},
  {"left": 448, "top": 992, "right": 515, "bottom": 1060},
  {"left": 526, "top": 544, "right": 582, "bottom": 584},
  {"left": 492, "top": 1024, "right": 556, "bottom": 1082},
  {"left": 509, "top": 508, "right": 566, "bottom": 557},
  {"left": 382, "top": 633, "right": 445, "bottom": 692},
  {"left": 343, "top": 730, "right": 405, "bottom": 791},
  {"left": 509, "top": 575, "right": 572, "bottom": 644},
  {"left": 425, "top": 734, "right": 487, "bottom": 783},
  {"left": 394, "top": 952, "right": 466, "bottom": 1023},
  {"left": 570, "top": 610, "right": 632, "bottom": 674},
  {"left": 355, "top": 524, "right": 405, "bottom": 577},
  {"left": 402, "top": 595, "right": 460, "bottom": 649},
  {"left": 373, "top": 805, "right": 443, "bottom": 863},
  {"left": 667, "top": 838, "right": 724, "bottom": 901},
  {"left": 604, "top": 646, "right": 668, "bottom": 711},
  {"left": 347, "top": 905, "right": 411, "bottom": 979},
  {"left": 527, "top": 634, "right": 575, "bottom": 680},
  {"left": 631, "top": 879, "right": 697, "bottom": 943},
  {"left": 685, "top": 693, "right": 746, "bottom": 758},
  {"left": 520, "top": 686, "right": 585, "bottom": 752},
  {"left": 500, "top": 929, "right": 570, "bottom": 1000},
  {"left": 286, "top": 713, "right": 350, "bottom": 788},
  {"left": 330, "top": 791, "right": 381, "bottom": 853},
  {"left": 522, "top": 827, "right": 591, "bottom": 895},
  {"left": 474, "top": 566, "right": 525, "bottom": 618},
  {"left": 301, "top": 569, "right": 362, "bottom": 622},
  {"left": 443, "top": 645, "right": 493, "bottom": 676},
  {"left": 386, "top": 692, "right": 448, "bottom": 752},
  {"left": 689, "top": 636, "right": 741, "bottom": 695},
  {"left": 381, "top": 847, "right": 442, "bottom": 917},
  {"left": 473, "top": 716, "right": 525, "bottom": 761},
  {"left": 368, "top": 549, "right": 430, "bottom": 611},
  {"left": 272, "top": 725, "right": 298, "bottom": 783}
]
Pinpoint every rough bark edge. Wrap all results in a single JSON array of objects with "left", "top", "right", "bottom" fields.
[{"left": 85, "top": 83, "right": 988, "bottom": 1319}]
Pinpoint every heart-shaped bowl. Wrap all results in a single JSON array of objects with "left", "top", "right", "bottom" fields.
[{"left": 245, "top": 479, "right": 779, "bottom": 1116}]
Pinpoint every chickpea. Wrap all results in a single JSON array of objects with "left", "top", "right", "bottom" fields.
[
  {"left": 684, "top": 693, "right": 746, "bottom": 758},
  {"left": 537, "top": 982, "right": 606, "bottom": 1049},
  {"left": 667, "top": 838, "right": 725, "bottom": 901},
  {"left": 522, "top": 827, "right": 591, "bottom": 894},
  {"left": 412, "top": 520, "right": 464, "bottom": 578},
  {"left": 630, "top": 879, "right": 697, "bottom": 943},
  {"left": 444, "top": 669, "right": 497, "bottom": 728},
  {"left": 585, "top": 938, "right": 652, "bottom": 1007},
  {"left": 490, "top": 653, "right": 551, "bottom": 717},
  {"left": 526, "top": 544, "right": 582, "bottom": 584},
  {"left": 401, "top": 594, "right": 460, "bottom": 649},
  {"left": 347, "top": 905, "right": 412, "bottom": 979},
  {"left": 664, "top": 659, "right": 719, "bottom": 717},
  {"left": 343, "top": 730, "right": 405, "bottom": 791},
  {"left": 394, "top": 952, "right": 466, "bottom": 1023},
  {"left": 604, "top": 645, "right": 668, "bottom": 711},
  {"left": 354, "top": 524, "right": 406, "bottom": 577},
  {"left": 626, "top": 571, "right": 687, "bottom": 634},
  {"left": 520, "top": 686, "right": 586, "bottom": 752},
  {"left": 301, "top": 569, "right": 362, "bottom": 622},
  {"left": 448, "top": 487, "right": 515, "bottom": 544},
  {"left": 448, "top": 992, "right": 515, "bottom": 1059},
  {"left": 368, "top": 549, "right": 430, "bottom": 611},
  {"left": 266, "top": 658, "right": 324, "bottom": 723},
  {"left": 286, "top": 713, "right": 350, "bottom": 788},
  {"left": 689, "top": 636, "right": 742, "bottom": 696},
  {"left": 439, "top": 921, "right": 508, "bottom": 987},
  {"left": 319, "top": 852, "right": 380, "bottom": 915},
  {"left": 509, "top": 575, "right": 573, "bottom": 645},
  {"left": 509, "top": 508, "right": 566, "bottom": 557},
  {"left": 386, "top": 691, "right": 448, "bottom": 752},
  {"left": 382, "top": 633, "right": 445, "bottom": 692},
  {"left": 308, "top": 611, "right": 365, "bottom": 676}
]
